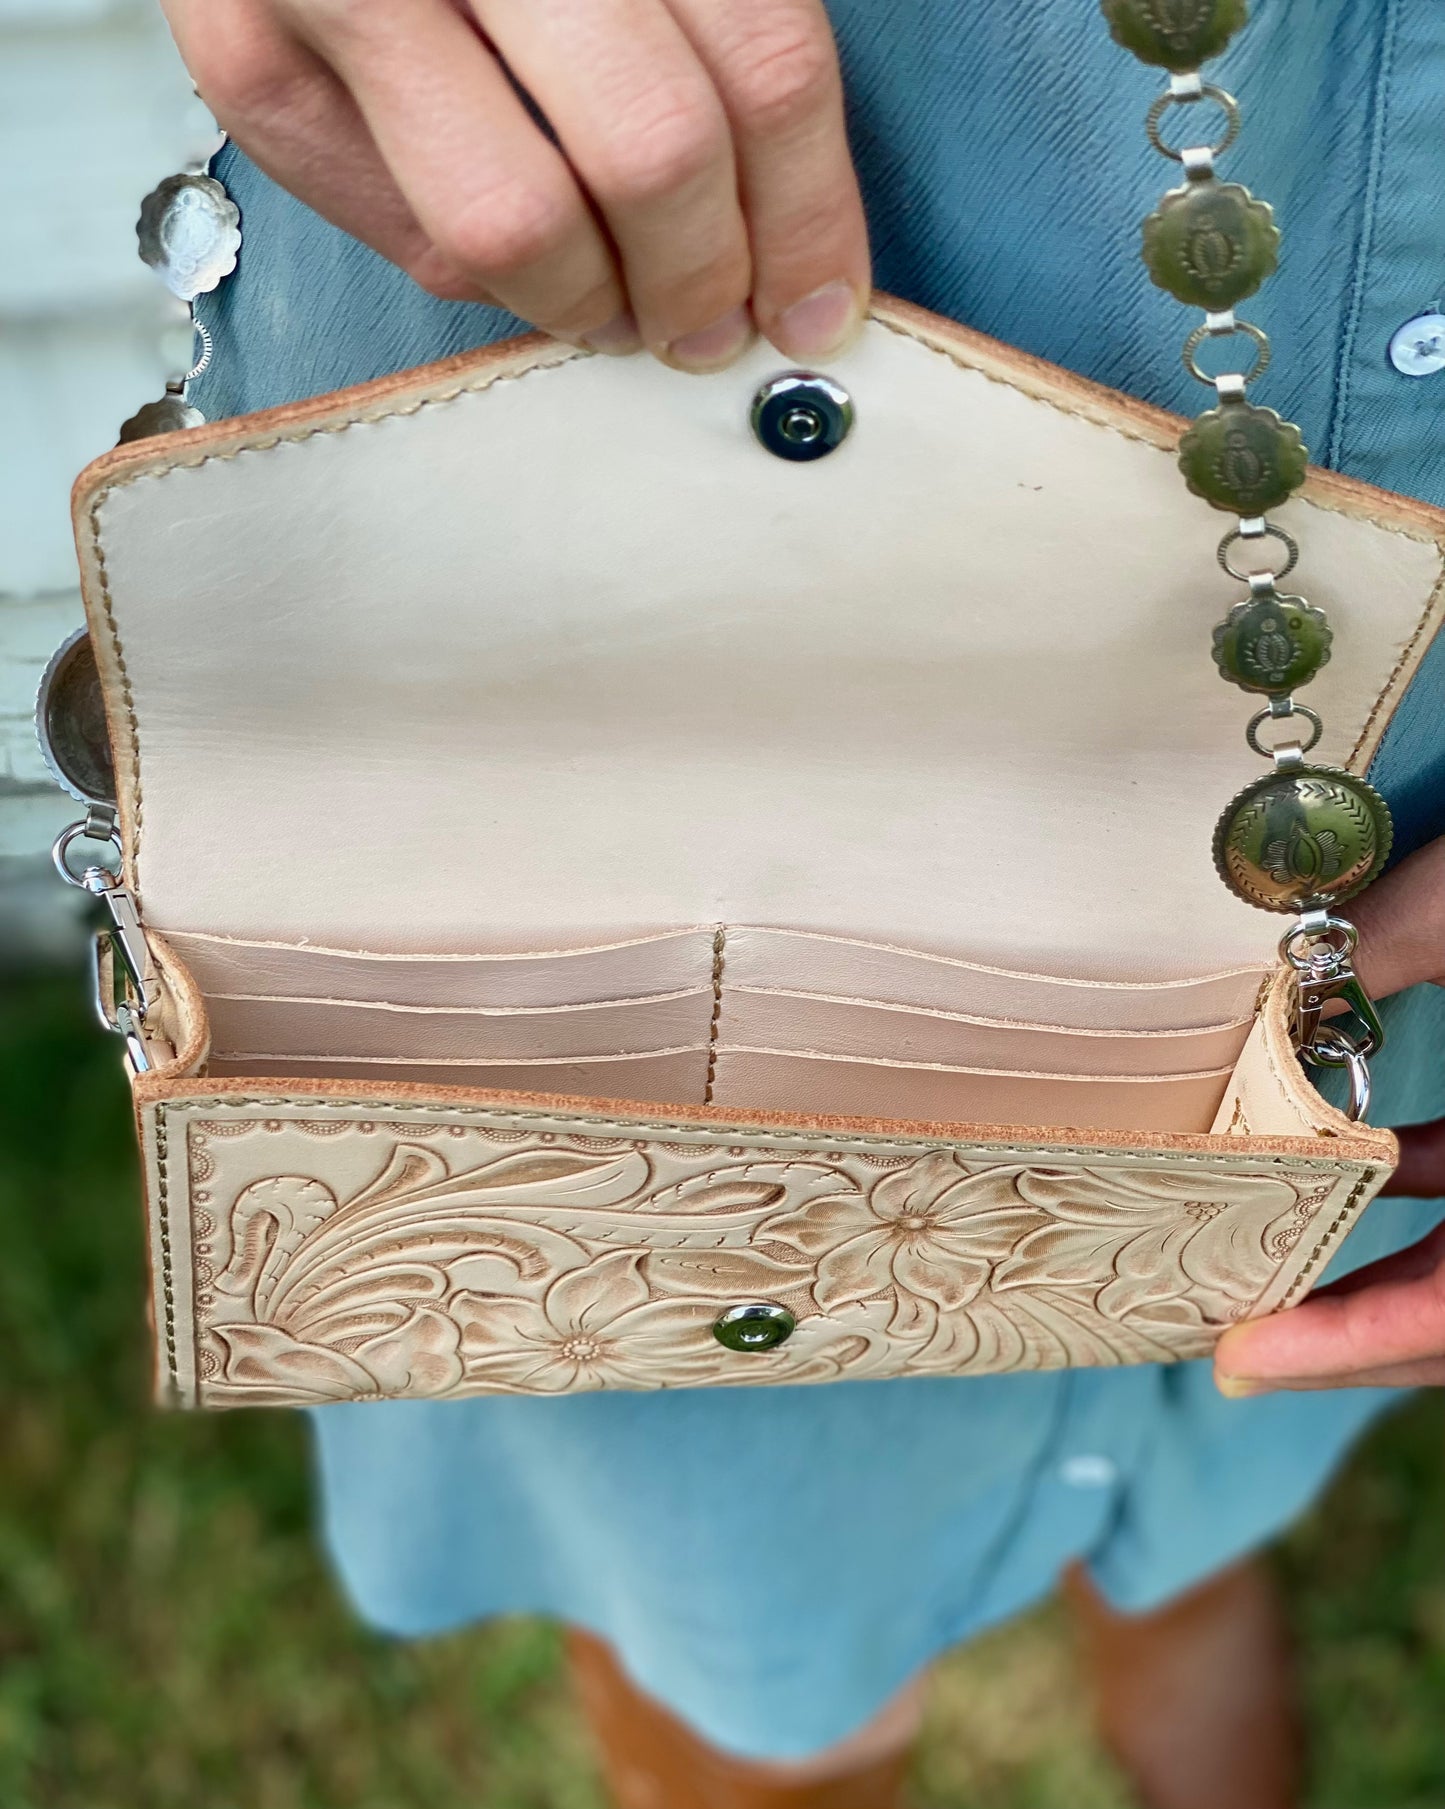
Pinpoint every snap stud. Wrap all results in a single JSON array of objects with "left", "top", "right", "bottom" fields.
[
  {"left": 750, "top": 374, "right": 853, "bottom": 461},
  {"left": 713, "top": 1303, "right": 796, "bottom": 1352}
]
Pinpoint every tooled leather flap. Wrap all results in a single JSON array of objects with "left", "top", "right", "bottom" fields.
[
  {"left": 73, "top": 296, "right": 1445, "bottom": 985},
  {"left": 134, "top": 1072, "right": 1394, "bottom": 1409}
]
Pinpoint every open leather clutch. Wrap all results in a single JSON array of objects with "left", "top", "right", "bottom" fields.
[{"left": 66, "top": 295, "right": 1445, "bottom": 1407}]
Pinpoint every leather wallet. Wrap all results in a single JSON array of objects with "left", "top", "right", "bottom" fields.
[{"left": 68, "top": 296, "right": 1445, "bottom": 1407}]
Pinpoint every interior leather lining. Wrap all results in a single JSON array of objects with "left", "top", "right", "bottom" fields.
[{"left": 74, "top": 299, "right": 1445, "bottom": 1139}]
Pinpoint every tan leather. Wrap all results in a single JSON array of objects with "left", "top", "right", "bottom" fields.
[
  {"left": 133, "top": 971, "right": 1394, "bottom": 1411},
  {"left": 75, "top": 298, "right": 1445, "bottom": 990},
  {"left": 567, "top": 1629, "right": 919, "bottom": 1809},
  {"left": 73, "top": 297, "right": 1434, "bottom": 1406}
]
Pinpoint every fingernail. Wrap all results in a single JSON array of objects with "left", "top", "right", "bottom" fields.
[
  {"left": 774, "top": 280, "right": 862, "bottom": 359},
  {"left": 1216, "top": 1374, "right": 1271, "bottom": 1399},
  {"left": 584, "top": 310, "right": 643, "bottom": 356},
  {"left": 667, "top": 306, "right": 753, "bottom": 372}
]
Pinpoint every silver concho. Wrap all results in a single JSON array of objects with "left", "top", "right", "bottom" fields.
[
  {"left": 136, "top": 172, "right": 241, "bottom": 300},
  {"left": 35, "top": 629, "right": 117, "bottom": 807},
  {"left": 118, "top": 393, "right": 206, "bottom": 443}
]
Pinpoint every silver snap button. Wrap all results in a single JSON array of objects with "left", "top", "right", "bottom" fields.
[
  {"left": 1388, "top": 312, "right": 1445, "bottom": 378},
  {"left": 713, "top": 1303, "right": 796, "bottom": 1352},
  {"left": 750, "top": 373, "right": 854, "bottom": 461}
]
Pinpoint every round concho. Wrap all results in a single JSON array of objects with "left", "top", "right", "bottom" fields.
[
  {"left": 1177, "top": 399, "right": 1308, "bottom": 516},
  {"left": 1142, "top": 180, "right": 1279, "bottom": 311},
  {"left": 1101, "top": 0, "right": 1248, "bottom": 72},
  {"left": 118, "top": 394, "right": 205, "bottom": 443},
  {"left": 136, "top": 173, "right": 241, "bottom": 300},
  {"left": 1212, "top": 591, "right": 1332, "bottom": 696},
  {"left": 34, "top": 629, "right": 116, "bottom": 806},
  {"left": 1213, "top": 767, "right": 1391, "bottom": 913}
]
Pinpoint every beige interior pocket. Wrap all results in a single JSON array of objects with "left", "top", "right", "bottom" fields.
[
  {"left": 708, "top": 1049, "right": 1234, "bottom": 1133},
  {"left": 207, "top": 1047, "right": 712, "bottom": 1104},
  {"left": 170, "top": 925, "right": 1265, "bottom": 1133},
  {"left": 718, "top": 987, "right": 1252, "bottom": 1079},
  {"left": 720, "top": 927, "right": 1265, "bottom": 1033},
  {"left": 207, "top": 988, "right": 713, "bottom": 1063},
  {"left": 165, "top": 927, "right": 716, "bottom": 1008}
]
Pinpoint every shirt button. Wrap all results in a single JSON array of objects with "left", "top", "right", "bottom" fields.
[
  {"left": 1388, "top": 312, "right": 1445, "bottom": 377},
  {"left": 1060, "top": 1454, "right": 1119, "bottom": 1489}
]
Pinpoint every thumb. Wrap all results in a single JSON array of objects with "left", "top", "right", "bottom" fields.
[
  {"left": 1214, "top": 1220, "right": 1445, "bottom": 1392},
  {"left": 1382, "top": 1119, "right": 1445, "bottom": 1198}
]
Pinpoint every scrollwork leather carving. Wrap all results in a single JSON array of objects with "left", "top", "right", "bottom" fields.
[{"left": 147, "top": 1094, "right": 1383, "bottom": 1409}]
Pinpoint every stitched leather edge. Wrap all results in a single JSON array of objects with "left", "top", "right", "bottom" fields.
[
  {"left": 154, "top": 1101, "right": 179, "bottom": 1399},
  {"left": 135, "top": 1073, "right": 1393, "bottom": 1165},
  {"left": 703, "top": 925, "right": 726, "bottom": 1104},
  {"left": 1277, "top": 1164, "right": 1382, "bottom": 1310}
]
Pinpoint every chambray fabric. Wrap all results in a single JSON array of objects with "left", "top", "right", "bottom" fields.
[{"left": 194, "top": 0, "right": 1445, "bottom": 1760}]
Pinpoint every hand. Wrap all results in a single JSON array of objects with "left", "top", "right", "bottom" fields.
[
  {"left": 1216, "top": 836, "right": 1445, "bottom": 1394},
  {"left": 161, "top": 0, "right": 870, "bottom": 371}
]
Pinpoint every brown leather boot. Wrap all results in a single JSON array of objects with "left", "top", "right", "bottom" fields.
[
  {"left": 566, "top": 1629, "right": 920, "bottom": 1809},
  {"left": 1063, "top": 1558, "right": 1304, "bottom": 1809}
]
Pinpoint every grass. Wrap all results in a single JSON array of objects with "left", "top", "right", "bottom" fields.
[{"left": 1, "top": 967, "right": 1442, "bottom": 1808}]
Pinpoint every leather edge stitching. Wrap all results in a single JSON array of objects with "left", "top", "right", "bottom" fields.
[
  {"left": 157, "top": 1092, "right": 1366, "bottom": 1172},
  {"left": 1274, "top": 1165, "right": 1379, "bottom": 1309},
  {"left": 1348, "top": 554, "right": 1445, "bottom": 766},
  {"left": 154, "top": 1102, "right": 181, "bottom": 1399},
  {"left": 703, "top": 924, "right": 726, "bottom": 1104},
  {"left": 86, "top": 494, "right": 145, "bottom": 880},
  {"left": 867, "top": 314, "right": 1445, "bottom": 552}
]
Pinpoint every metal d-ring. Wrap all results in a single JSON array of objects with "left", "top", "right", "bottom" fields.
[{"left": 52, "top": 816, "right": 123, "bottom": 889}]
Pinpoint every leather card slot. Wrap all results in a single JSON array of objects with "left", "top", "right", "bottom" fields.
[
  {"left": 721, "top": 927, "right": 1267, "bottom": 1033},
  {"left": 164, "top": 927, "right": 716, "bottom": 1009},
  {"left": 207, "top": 1047, "right": 712, "bottom": 1104},
  {"left": 709, "top": 1049, "right": 1234, "bottom": 1135},
  {"left": 719, "top": 988, "right": 1254, "bottom": 1078},
  {"left": 207, "top": 989, "right": 714, "bottom": 1063}
]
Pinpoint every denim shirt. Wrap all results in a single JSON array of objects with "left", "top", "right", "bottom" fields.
[{"left": 198, "top": 0, "right": 1445, "bottom": 1759}]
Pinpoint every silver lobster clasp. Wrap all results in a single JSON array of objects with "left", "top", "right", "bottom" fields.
[
  {"left": 1281, "top": 914, "right": 1383, "bottom": 1122},
  {"left": 53, "top": 805, "right": 158, "bottom": 1073}
]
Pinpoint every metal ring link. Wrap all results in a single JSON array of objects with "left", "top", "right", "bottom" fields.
[
  {"left": 1145, "top": 80, "right": 1241, "bottom": 160},
  {"left": 1183, "top": 317, "right": 1271, "bottom": 386},
  {"left": 1245, "top": 701, "right": 1322, "bottom": 759},
  {"left": 1300, "top": 1023, "right": 1372, "bottom": 1121},
  {"left": 1280, "top": 916, "right": 1358, "bottom": 971},
  {"left": 1218, "top": 521, "right": 1299, "bottom": 582},
  {"left": 52, "top": 819, "right": 123, "bottom": 888},
  {"left": 183, "top": 317, "right": 213, "bottom": 384}
]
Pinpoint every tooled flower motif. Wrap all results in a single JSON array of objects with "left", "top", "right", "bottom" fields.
[
  {"left": 189, "top": 1120, "right": 1328, "bottom": 1404},
  {"left": 758, "top": 1151, "right": 1310, "bottom": 1364},
  {"left": 202, "top": 1141, "right": 647, "bottom": 1404},
  {"left": 455, "top": 1250, "right": 726, "bottom": 1393},
  {"left": 987, "top": 1165, "right": 1305, "bottom": 1329},
  {"left": 759, "top": 1150, "right": 1047, "bottom": 1335}
]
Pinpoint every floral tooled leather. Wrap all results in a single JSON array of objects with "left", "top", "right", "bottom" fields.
[{"left": 149, "top": 1095, "right": 1384, "bottom": 1409}]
